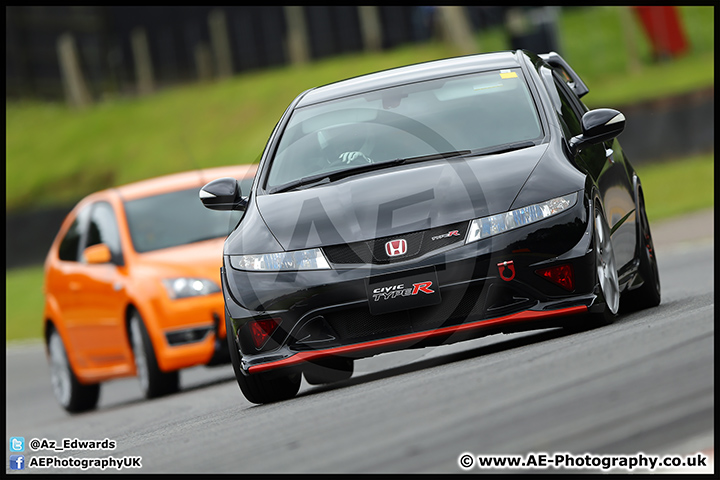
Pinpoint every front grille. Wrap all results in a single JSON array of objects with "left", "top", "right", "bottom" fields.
[
  {"left": 324, "top": 221, "right": 468, "bottom": 265},
  {"left": 325, "top": 308, "right": 411, "bottom": 342},
  {"left": 321, "top": 282, "right": 484, "bottom": 344},
  {"left": 409, "top": 282, "right": 487, "bottom": 332},
  {"left": 317, "top": 281, "right": 537, "bottom": 347}
]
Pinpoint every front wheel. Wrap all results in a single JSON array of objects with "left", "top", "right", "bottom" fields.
[
  {"left": 129, "top": 312, "right": 179, "bottom": 399},
  {"left": 567, "top": 202, "right": 619, "bottom": 332},
  {"left": 226, "top": 314, "right": 300, "bottom": 404},
  {"left": 589, "top": 202, "right": 620, "bottom": 326},
  {"left": 47, "top": 328, "right": 100, "bottom": 413}
]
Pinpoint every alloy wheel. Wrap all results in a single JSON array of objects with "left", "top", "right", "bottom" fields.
[
  {"left": 48, "top": 331, "right": 72, "bottom": 408},
  {"left": 130, "top": 315, "right": 150, "bottom": 394},
  {"left": 594, "top": 207, "right": 620, "bottom": 314}
]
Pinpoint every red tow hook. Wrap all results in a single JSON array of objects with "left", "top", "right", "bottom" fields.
[{"left": 498, "top": 260, "right": 516, "bottom": 281}]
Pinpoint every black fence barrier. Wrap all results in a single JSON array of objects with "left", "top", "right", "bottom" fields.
[
  {"left": 616, "top": 87, "right": 714, "bottom": 166},
  {"left": 6, "top": 6, "right": 509, "bottom": 101}
]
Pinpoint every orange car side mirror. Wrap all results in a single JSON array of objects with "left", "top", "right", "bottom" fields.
[{"left": 84, "top": 244, "right": 112, "bottom": 264}]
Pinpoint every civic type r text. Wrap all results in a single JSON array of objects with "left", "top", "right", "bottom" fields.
[{"left": 372, "top": 282, "right": 435, "bottom": 301}]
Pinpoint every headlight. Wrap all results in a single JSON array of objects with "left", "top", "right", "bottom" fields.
[
  {"left": 229, "top": 248, "right": 331, "bottom": 271},
  {"left": 162, "top": 278, "right": 221, "bottom": 299},
  {"left": 466, "top": 192, "right": 578, "bottom": 243}
]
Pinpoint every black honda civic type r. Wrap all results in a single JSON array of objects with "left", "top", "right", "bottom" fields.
[{"left": 200, "top": 50, "right": 660, "bottom": 404}]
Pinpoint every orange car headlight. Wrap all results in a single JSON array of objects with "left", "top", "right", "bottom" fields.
[{"left": 161, "top": 278, "right": 220, "bottom": 300}]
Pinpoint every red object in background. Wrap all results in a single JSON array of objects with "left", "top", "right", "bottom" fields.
[{"left": 633, "top": 6, "right": 688, "bottom": 58}]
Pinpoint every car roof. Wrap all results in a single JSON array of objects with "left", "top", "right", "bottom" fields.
[
  {"left": 113, "top": 165, "right": 256, "bottom": 202},
  {"left": 297, "top": 50, "right": 524, "bottom": 107}
]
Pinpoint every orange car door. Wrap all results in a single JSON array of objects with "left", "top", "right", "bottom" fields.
[
  {"left": 49, "top": 206, "right": 91, "bottom": 362},
  {"left": 71, "top": 201, "right": 130, "bottom": 368}
]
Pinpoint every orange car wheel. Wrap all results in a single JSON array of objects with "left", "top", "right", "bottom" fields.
[
  {"left": 129, "top": 311, "right": 179, "bottom": 398},
  {"left": 47, "top": 329, "right": 100, "bottom": 413}
]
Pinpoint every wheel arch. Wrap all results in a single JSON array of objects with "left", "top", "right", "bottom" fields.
[
  {"left": 124, "top": 302, "right": 162, "bottom": 355},
  {"left": 43, "top": 316, "right": 80, "bottom": 374}
]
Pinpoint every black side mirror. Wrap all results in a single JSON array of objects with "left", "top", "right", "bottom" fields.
[
  {"left": 199, "top": 177, "right": 245, "bottom": 211},
  {"left": 569, "top": 108, "right": 625, "bottom": 155}
]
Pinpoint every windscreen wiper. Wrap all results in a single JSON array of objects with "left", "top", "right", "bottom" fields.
[
  {"left": 269, "top": 164, "right": 391, "bottom": 194},
  {"left": 470, "top": 141, "right": 536, "bottom": 157},
  {"left": 269, "top": 151, "right": 470, "bottom": 194},
  {"left": 391, "top": 150, "right": 472, "bottom": 164},
  {"left": 268, "top": 145, "right": 539, "bottom": 194},
  {"left": 269, "top": 174, "right": 334, "bottom": 194}
]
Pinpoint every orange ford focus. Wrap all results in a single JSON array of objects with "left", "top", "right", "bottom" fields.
[{"left": 43, "top": 165, "right": 255, "bottom": 412}]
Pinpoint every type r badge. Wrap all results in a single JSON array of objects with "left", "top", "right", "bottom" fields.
[{"left": 498, "top": 261, "right": 515, "bottom": 281}]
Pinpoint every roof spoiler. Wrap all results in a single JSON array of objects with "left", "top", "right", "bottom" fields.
[{"left": 539, "top": 52, "right": 589, "bottom": 98}]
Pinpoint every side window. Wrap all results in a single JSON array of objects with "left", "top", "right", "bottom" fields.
[
  {"left": 58, "top": 206, "right": 90, "bottom": 262},
  {"left": 83, "top": 201, "right": 123, "bottom": 265},
  {"left": 553, "top": 78, "right": 584, "bottom": 139}
]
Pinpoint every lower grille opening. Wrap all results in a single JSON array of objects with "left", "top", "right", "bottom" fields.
[
  {"left": 486, "top": 283, "right": 533, "bottom": 315},
  {"left": 325, "top": 309, "right": 412, "bottom": 344},
  {"left": 165, "top": 326, "right": 212, "bottom": 346},
  {"left": 290, "top": 316, "right": 341, "bottom": 350}
]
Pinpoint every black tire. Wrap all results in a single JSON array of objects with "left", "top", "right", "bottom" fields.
[
  {"left": 226, "top": 314, "right": 301, "bottom": 404},
  {"left": 47, "top": 328, "right": 100, "bottom": 413},
  {"left": 129, "top": 311, "right": 179, "bottom": 399},
  {"left": 303, "top": 356, "right": 354, "bottom": 385},
  {"left": 621, "top": 187, "right": 661, "bottom": 312}
]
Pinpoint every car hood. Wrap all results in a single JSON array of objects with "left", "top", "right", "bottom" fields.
[
  {"left": 134, "top": 238, "right": 225, "bottom": 282},
  {"left": 256, "top": 144, "right": 548, "bottom": 250}
]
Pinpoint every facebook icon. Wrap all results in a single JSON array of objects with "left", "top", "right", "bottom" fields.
[{"left": 10, "top": 455, "right": 25, "bottom": 470}]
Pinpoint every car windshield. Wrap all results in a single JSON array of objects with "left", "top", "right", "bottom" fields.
[
  {"left": 124, "top": 187, "right": 243, "bottom": 253},
  {"left": 266, "top": 68, "right": 543, "bottom": 189}
]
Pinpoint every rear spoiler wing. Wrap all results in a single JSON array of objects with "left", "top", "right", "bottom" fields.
[{"left": 539, "top": 52, "right": 589, "bottom": 98}]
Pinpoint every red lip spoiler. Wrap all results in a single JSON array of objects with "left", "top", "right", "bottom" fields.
[{"left": 248, "top": 305, "right": 587, "bottom": 374}]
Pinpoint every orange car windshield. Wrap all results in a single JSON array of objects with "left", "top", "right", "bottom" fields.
[{"left": 124, "top": 187, "right": 242, "bottom": 253}]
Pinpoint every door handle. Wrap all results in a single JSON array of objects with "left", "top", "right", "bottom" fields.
[{"left": 69, "top": 281, "right": 81, "bottom": 291}]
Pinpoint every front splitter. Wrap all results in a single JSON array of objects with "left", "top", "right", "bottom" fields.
[{"left": 246, "top": 305, "right": 587, "bottom": 374}]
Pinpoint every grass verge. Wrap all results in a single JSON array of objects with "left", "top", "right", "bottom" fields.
[
  {"left": 635, "top": 152, "right": 714, "bottom": 223},
  {"left": 6, "top": 265, "right": 46, "bottom": 342}
]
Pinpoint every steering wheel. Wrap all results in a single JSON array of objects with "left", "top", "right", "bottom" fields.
[{"left": 326, "top": 151, "right": 374, "bottom": 169}]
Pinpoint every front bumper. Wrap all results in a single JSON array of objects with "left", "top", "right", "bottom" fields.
[
  {"left": 143, "top": 292, "right": 228, "bottom": 371},
  {"left": 223, "top": 197, "right": 600, "bottom": 374}
]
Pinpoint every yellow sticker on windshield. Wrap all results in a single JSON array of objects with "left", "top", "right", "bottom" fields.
[{"left": 500, "top": 72, "right": 518, "bottom": 79}]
